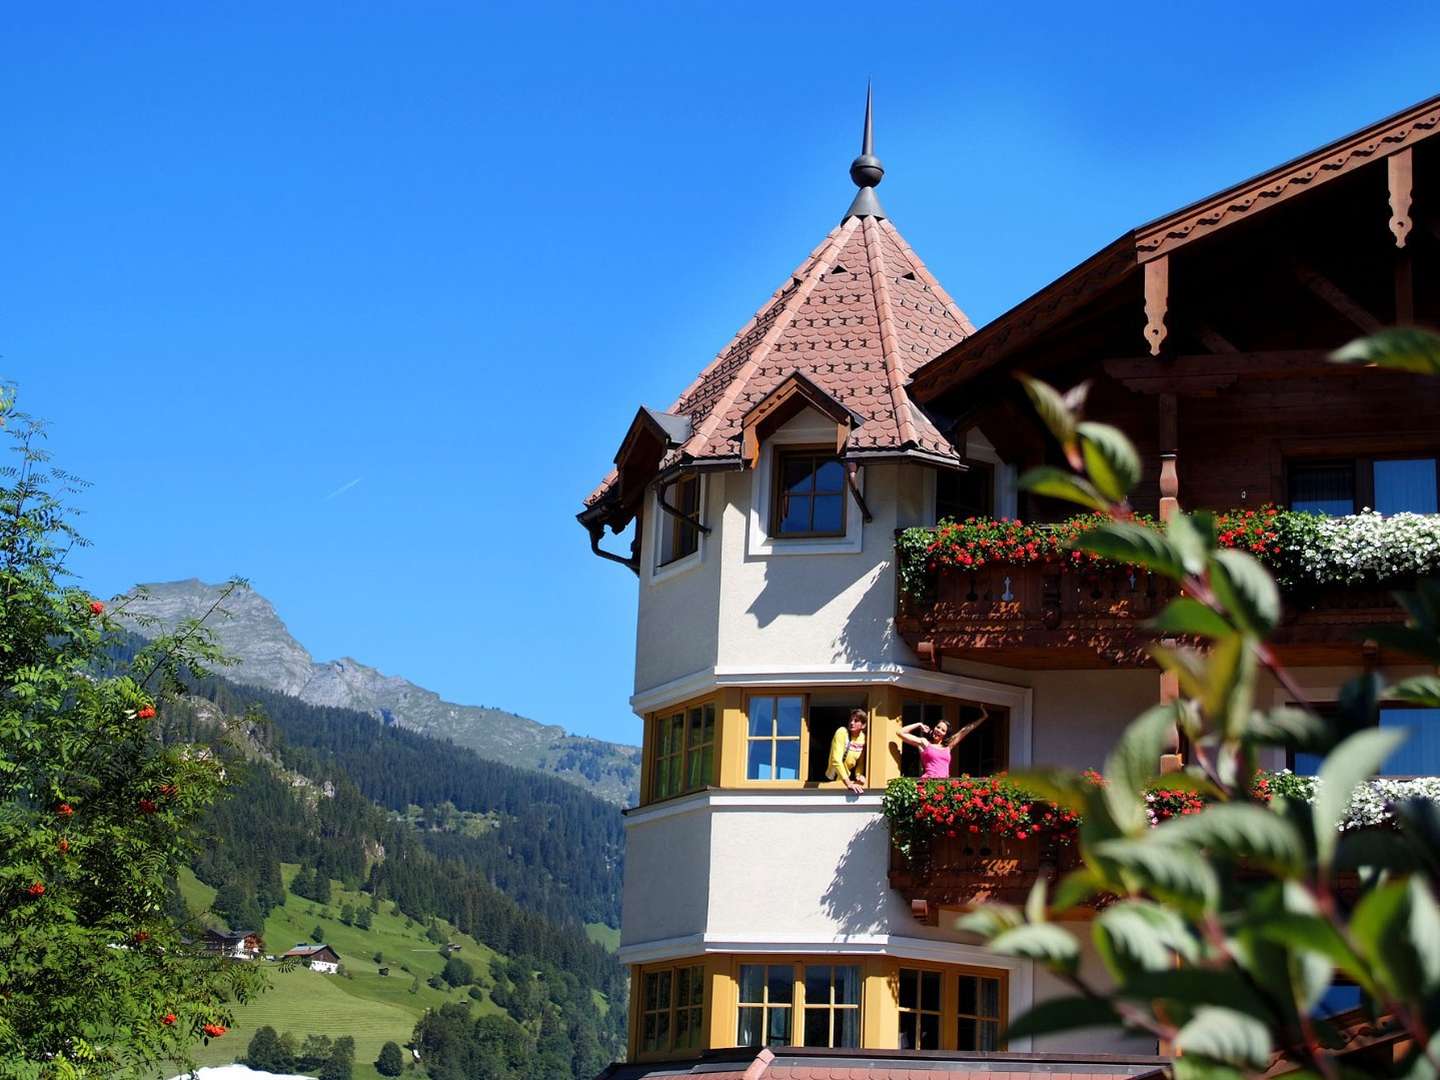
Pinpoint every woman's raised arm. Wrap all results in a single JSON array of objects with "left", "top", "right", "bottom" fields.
[
  {"left": 897, "top": 721, "right": 929, "bottom": 748},
  {"left": 944, "top": 712, "right": 987, "bottom": 749}
]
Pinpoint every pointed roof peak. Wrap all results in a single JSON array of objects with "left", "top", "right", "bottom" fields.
[{"left": 845, "top": 82, "right": 886, "bottom": 222}]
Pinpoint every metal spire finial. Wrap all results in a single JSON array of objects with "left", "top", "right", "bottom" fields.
[{"left": 844, "top": 82, "right": 886, "bottom": 221}]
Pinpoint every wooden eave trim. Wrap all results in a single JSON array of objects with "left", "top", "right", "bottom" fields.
[
  {"left": 740, "top": 373, "right": 862, "bottom": 468},
  {"left": 1135, "top": 93, "right": 1440, "bottom": 261},
  {"left": 907, "top": 234, "right": 1139, "bottom": 402}
]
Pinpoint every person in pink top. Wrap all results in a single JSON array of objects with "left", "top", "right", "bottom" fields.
[{"left": 898, "top": 711, "right": 989, "bottom": 778}]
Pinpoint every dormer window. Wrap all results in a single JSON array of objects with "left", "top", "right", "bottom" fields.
[
  {"left": 773, "top": 450, "right": 846, "bottom": 538},
  {"left": 657, "top": 474, "right": 702, "bottom": 566}
]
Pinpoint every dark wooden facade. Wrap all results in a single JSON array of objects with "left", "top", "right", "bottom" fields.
[{"left": 900, "top": 95, "right": 1440, "bottom": 670}]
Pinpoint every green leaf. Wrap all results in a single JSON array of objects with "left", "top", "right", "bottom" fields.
[
  {"left": 1390, "top": 674, "right": 1440, "bottom": 707},
  {"left": 1001, "top": 995, "right": 1120, "bottom": 1042},
  {"left": 1017, "top": 374, "right": 1087, "bottom": 451},
  {"left": 1025, "top": 875, "right": 1048, "bottom": 925},
  {"left": 1094, "top": 837, "right": 1219, "bottom": 913},
  {"left": 1152, "top": 803, "right": 1306, "bottom": 876},
  {"left": 1313, "top": 727, "right": 1406, "bottom": 865},
  {"left": 988, "top": 923, "right": 1081, "bottom": 974},
  {"left": 1209, "top": 549, "right": 1281, "bottom": 635},
  {"left": 1175, "top": 1006, "right": 1272, "bottom": 1069},
  {"left": 1017, "top": 466, "right": 1108, "bottom": 511},
  {"left": 1171, "top": 1059, "right": 1248, "bottom": 1080},
  {"left": 1351, "top": 881, "right": 1419, "bottom": 1000},
  {"left": 1077, "top": 421, "right": 1140, "bottom": 503},
  {"left": 1102, "top": 704, "right": 1181, "bottom": 833},
  {"left": 1149, "top": 597, "right": 1234, "bottom": 640},
  {"left": 1073, "top": 522, "right": 1185, "bottom": 579},
  {"left": 1050, "top": 866, "right": 1106, "bottom": 913},
  {"left": 1330, "top": 327, "right": 1440, "bottom": 375},
  {"left": 1408, "top": 878, "right": 1440, "bottom": 992},
  {"left": 1115, "top": 968, "right": 1267, "bottom": 1018},
  {"left": 1258, "top": 914, "right": 1373, "bottom": 995},
  {"left": 952, "top": 905, "right": 1022, "bottom": 939},
  {"left": 1095, "top": 901, "right": 1198, "bottom": 979},
  {"left": 1166, "top": 512, "right": 1213, "bottom": 576}
]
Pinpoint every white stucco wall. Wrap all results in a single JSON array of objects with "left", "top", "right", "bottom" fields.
[{"left": 634, "top": 474, "right": 725, "bottom": 694}]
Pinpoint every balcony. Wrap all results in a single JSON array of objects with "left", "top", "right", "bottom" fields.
[
  {"left": 895, "top": 513, "right": 1421, "bottom": 669},
  {"left": 897, "top": 560, "right": 1175, "bottom": 669},
  {"left": 889, "top": 832, "right": 1084, "bottom": 920}
]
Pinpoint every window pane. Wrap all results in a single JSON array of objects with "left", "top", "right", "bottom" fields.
[
  {"left": 814, "top": 458, "right": 845, "bottom": 493},
  {"left": 919, "top": 1012, "right": 939, "bottom": 1049},
  {"left": 957, "top": 1017, "right": 977, "bottom": 1050},
  {"left": 834, "top": 965, "right": 860, "bottom": 1005},
  {"left": 738, "top": 1007, "right": 762, "bottom": 1046},
  {"left": 1290, "top": 463, "right": 1355, "bottom": 516},
  {"left": 805, "top": 966, "right": 832, "bottom": 1005},
  {"left": 674, "top": 1007, "right": 691, "bottom": 1049},
  {"left": 1379, "top": 708, "right": 1440, "bottom": 775},
  {"left": 777, "top": 697, "right": 803, "bottom": 737},
  {"left": 936, "top": 463, "right": 993, "bottom": 522},
  {"left": 643, "top": 1013, "right": 658, "bottom": 1050},
  {"left": 690, "top": 966, "right": 706, "bottom": 1004},
  {"left": 644, "top": 972, "right": 660, "bottom": 1010},
  {"left": 680, "top": 476, "right": 700, "bottom": 514},
  {"left": 899, "top": 968, "right": 917, "bottom": 1010},
  {"left": 655, "top": 970, "right": 672, "bottom": 1007},
  {"left": 981, "top": 977, "right": 1000, "bottom": 1018},
  {"left": 767, "top": 966, "right": 794, "bottom": 1004},
  {"left": 780, "top": 494, "right": 812, "bottom": 534},
  {"left": 921, "top": 970, "right": 942, "bottom": 1010},
  {"left": 767, "top": 1007, "right": 791, "bottom": 1045},
  {"left": 687, "top": 742, "right": 714, "bottom": 789},
  {"left": 958, "top": 975, "right": 977, "bottom": 1016},
  {"left": 834, "top": 1007, "right": 859, "bottom": 1049},
  {"left": 811, "top": 494, "right": 844, "bottom": 534},
  {"left": 654, "top": 1010, "right": 670, "bottom": 1049},
  {"left": 980, "top": 1020, "right": 1001, "bottom": 1050},
  {"left": 747, "top": 741, "right": 772, "bottom": 780},
  {"left": 739, "top": 965, "right": 764, "bottom": 1005},
  {"left": 775, "top": 738, "right": 800, "bottom": 780},
  {"left": 1375, "top": 458, "right": 1438, "bottom": 515},
  {"left": 783, "top": 455, "right": 816, "bottom": 494},
  {"left": 748, "top": 698, "right": 775, "bottom": 737},
  {"left": 803, "top": 1009, "right": 830, "bottom": 1048}
]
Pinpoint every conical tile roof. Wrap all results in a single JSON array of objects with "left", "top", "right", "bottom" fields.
[{"left": 584, "top": 212, "right": 974, "bottom": 513}]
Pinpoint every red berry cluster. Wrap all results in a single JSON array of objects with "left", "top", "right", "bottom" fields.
[
  {"left": 56, "top": 803, "right": 73, "bottom": 818},
  {"left": 89, "top": 600, "right": 104, "bottom": 615},
  {"left": 161, "top": 1013, "right": 177, "bottom": 1026},
  {"left": 202, "top": 1023, "right": 227, "bottom": 1038},
  {"left": 27, "top": 882, "right": 45, "bottom": 896},
  {"left": 138, "top": 799, "right": 159, "bottom": 815},
  {"left": 136, "top": 705, "right": 157, "bottom": 720}
]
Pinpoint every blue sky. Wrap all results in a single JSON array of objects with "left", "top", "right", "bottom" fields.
[{"left": 6, "top": 3, "right": 1439, "bottom": 746}]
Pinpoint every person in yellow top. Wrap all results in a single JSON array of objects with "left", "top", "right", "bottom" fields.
[{"left": 826, "top": 709, "right": 868, "bottom": 794}]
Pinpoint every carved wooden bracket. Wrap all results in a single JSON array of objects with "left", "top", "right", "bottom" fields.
[
  {"left": 1143, "top": 256, "right": 1169, "bottom": 356},
  {"left": 1389, "top": 148, "right": 1414, "bottom": 249}
]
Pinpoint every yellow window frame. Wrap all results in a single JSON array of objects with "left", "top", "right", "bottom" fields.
[
  {"left": 896, "top": 961, "right": 1009, "bottom": 1052},
  {"left": 638, "top": 961, "right": 706, "bottom": 1057},
  {"left": 644, "top": 697, "right": 717, "bottom": 804},
  {"left": 733, "top": 957, "right": 866, "bottom": 1050}
]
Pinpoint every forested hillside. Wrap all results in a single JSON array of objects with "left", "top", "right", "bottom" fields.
[
  {"left": 122, "top": 579, "right": 640, "bottom": 803},
  {"left": 166, "top": 692, "right": 627, "bottom": 1078}
]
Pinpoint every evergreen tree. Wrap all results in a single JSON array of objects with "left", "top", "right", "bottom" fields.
[
  {"left": 310, "top": 924, "right": 325, "bottom": 944},
  {"left": 213, "top": 882, "right": 263, "bottom": 932},
  {"left": 318, "top": 1035, "right": 354, "bottom": 1080},
  {"left": 244, "top": 1026, "right": 291, "bottom": 1073},
  {"left": 441, "top": 955, "right": 473, "bottom": 987},
  {"left": 339, "top": 902, "right": 355, "bottom": 925},
  {"left": 355, "top": 905, "right": 372, "bottom": 930},
  {"left": 375, "top": 1040, "right": 404, "bottom": 1077}
]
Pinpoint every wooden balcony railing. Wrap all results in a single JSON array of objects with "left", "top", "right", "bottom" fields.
[
  {"left": 889, "top": 832, "right": 1084, "bottom": 919},
  {"left": 897, "top": 560, "right": 1178, "bottom": 668},
  {"left": 898, "top": 559, "right": 1409, "bottom": 669}
]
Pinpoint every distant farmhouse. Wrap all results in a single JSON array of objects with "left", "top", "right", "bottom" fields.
[
  {"left": 202, "top": 929, "right": 262, "bottom": 961},
  {"left": 283, "top": 943, "right": 341, "bottom": 974}
]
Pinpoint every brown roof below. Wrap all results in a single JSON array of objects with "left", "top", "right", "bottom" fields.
[{"left": 594, "top": 1047, "right": 1168, "bottom": 1080}]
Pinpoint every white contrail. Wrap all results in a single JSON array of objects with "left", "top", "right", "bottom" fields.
[{"left": 322, "top": 477, "right": 362, "bottom": 501}]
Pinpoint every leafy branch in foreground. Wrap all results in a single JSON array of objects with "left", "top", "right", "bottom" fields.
[
  {"left": 0, "top": 408, "right": 265, "bottom": 1078},
  {"left": 954, "top": 333, "right": 1440, "bottom": 1080}
]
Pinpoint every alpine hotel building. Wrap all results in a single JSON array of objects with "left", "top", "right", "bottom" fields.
[{"left": 579, "top": 90, "right": 1440, "bottom": 1078}]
